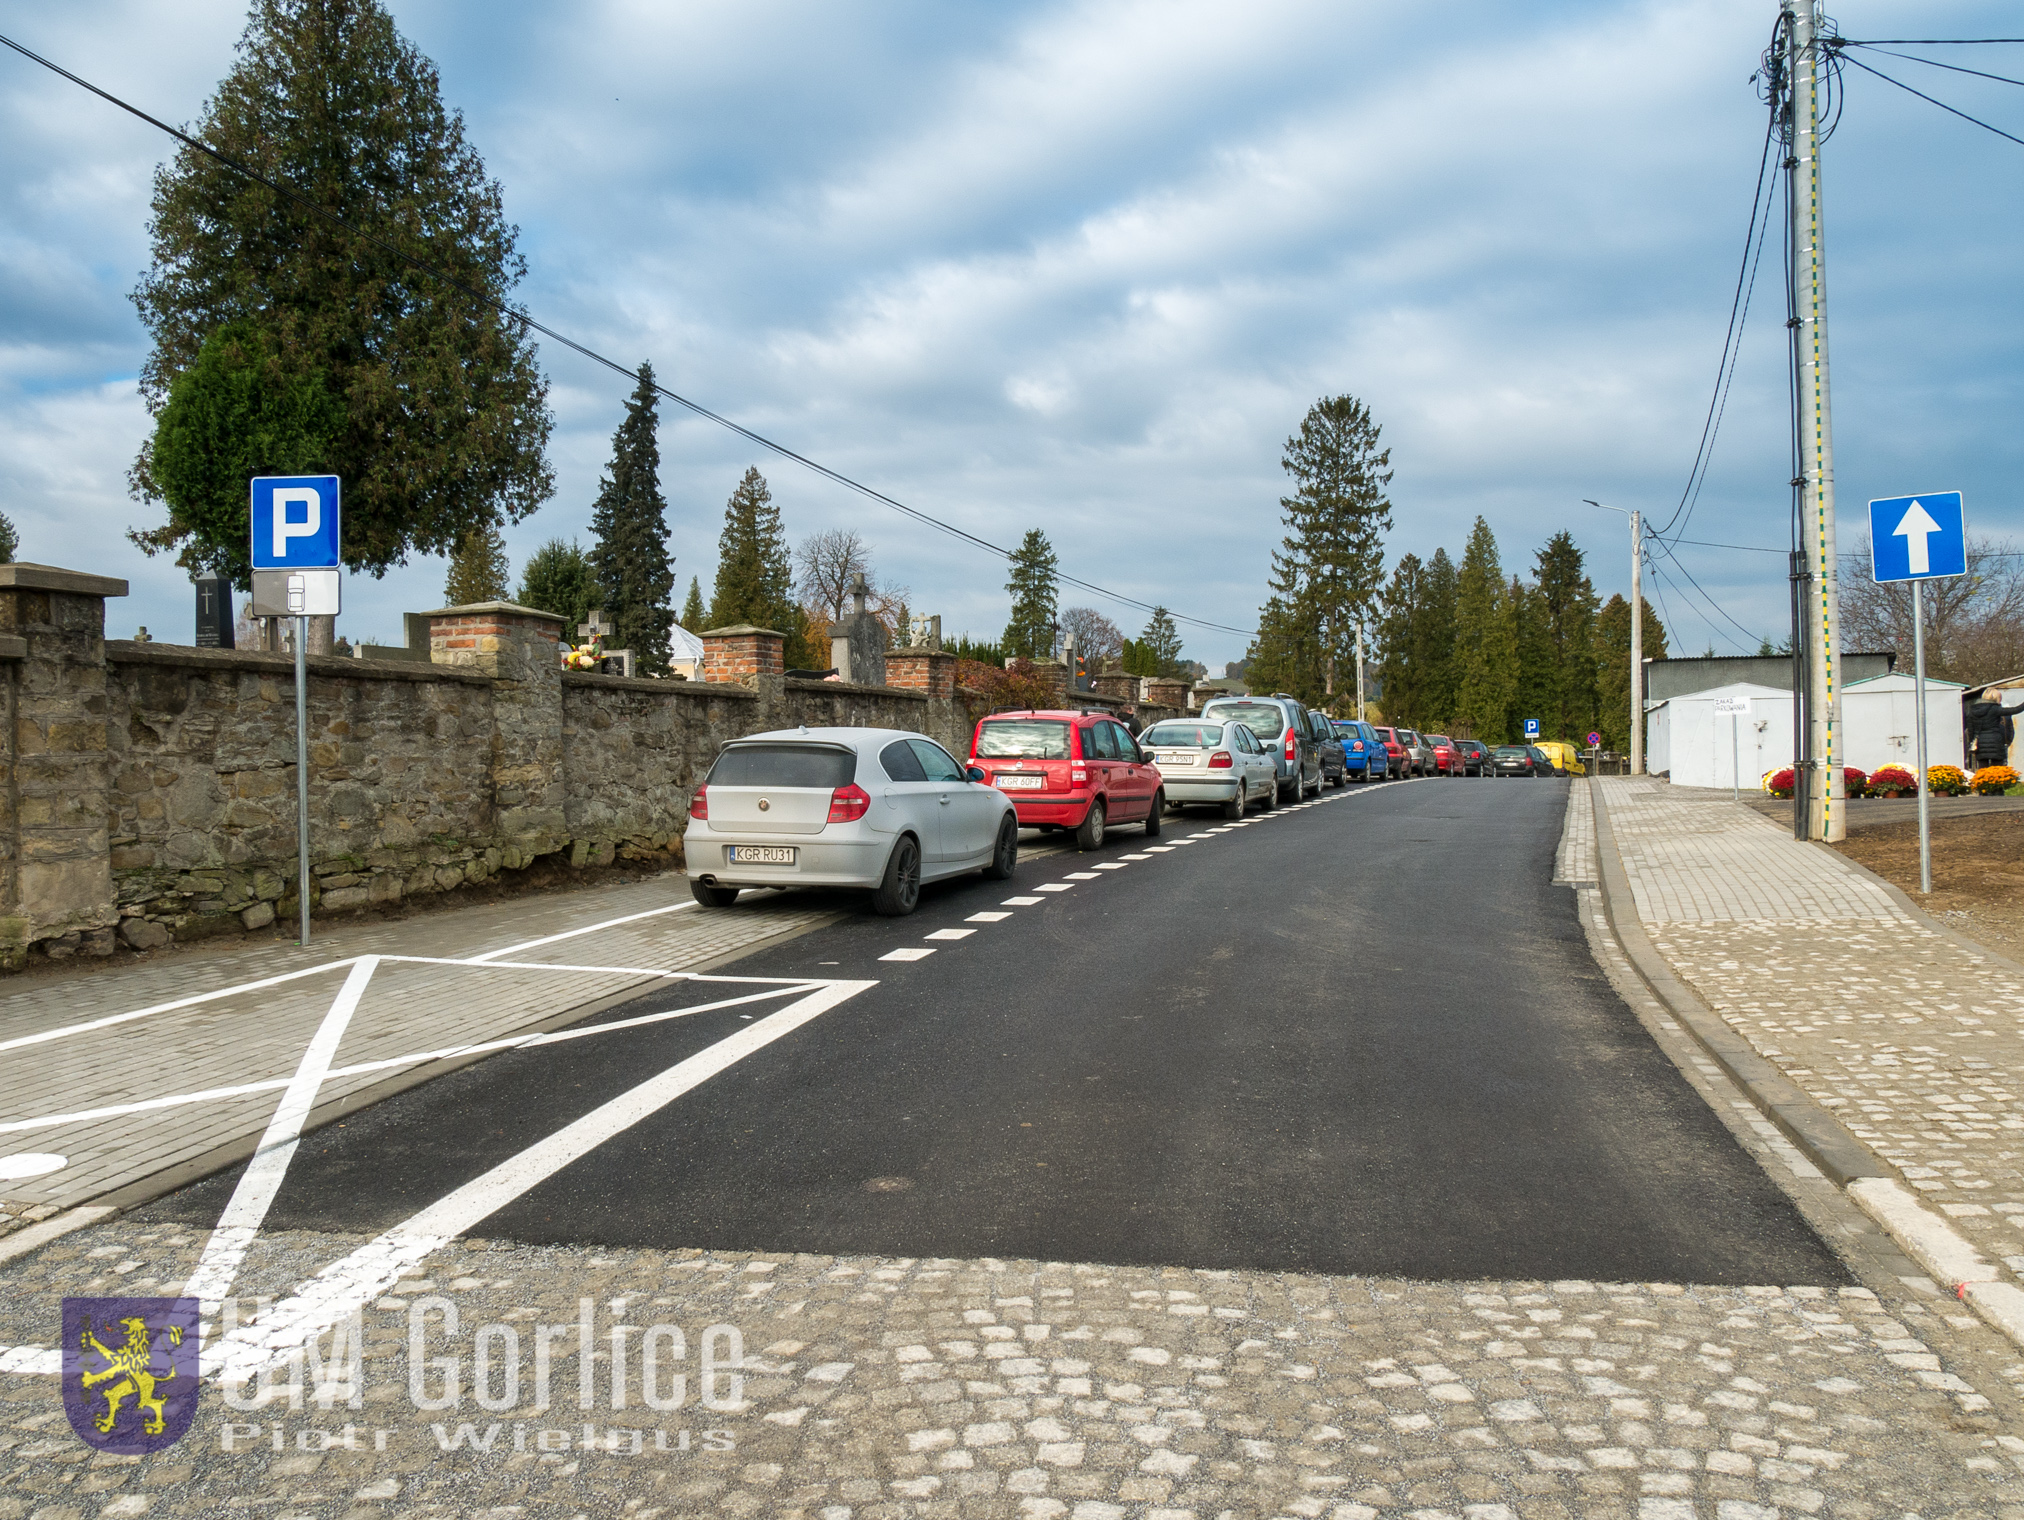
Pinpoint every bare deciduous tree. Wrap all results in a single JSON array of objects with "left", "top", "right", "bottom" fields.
[
  {"left": 1840, "top": 535, "right": 2024, "bottom": 684},
  {"left": 1060, "top": 606, "right": 1124, "bottom": 668},
  {"left": 796, "top": 527, "right": 911, "bottom": 638}
]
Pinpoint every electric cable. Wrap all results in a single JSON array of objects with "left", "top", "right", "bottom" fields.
[
  {"left": 0, "top": 30, "right": 1259, "bottom": 638},
  {"left": 1835, "top": 49, "right": 2024, "bottom": 147},
  {"left": 1647, "top": 538, "right": 1767, "bottom": 650},
  {"left": 1646, "top": 557, "right": 1754, "bottom": 656},
  {"left": 1667, "top": 538, "right": 1787, "bottom": 554},
  {"left": 1840, "top": 43, "right": 2024, "bottom": 88}
]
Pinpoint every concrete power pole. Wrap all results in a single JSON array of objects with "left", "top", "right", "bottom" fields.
[
  {"left": 1630, "top": 509, "right": 1643, "bottom": 775},
  {"left": 1789, "top": 0, "right": 1845, "bottom": 841}
]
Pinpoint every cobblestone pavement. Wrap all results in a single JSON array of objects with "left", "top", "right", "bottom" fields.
[
  {"left": 1599, "top": 779, "right": 2024, "bottom": 1319},
  {"left": 0, "top": 877, "right": 841, "bottom": 1225}
]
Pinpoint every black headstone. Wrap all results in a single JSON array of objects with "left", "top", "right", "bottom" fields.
[{"left": 195, "top": 573, "right": 234, "bottom": 649}]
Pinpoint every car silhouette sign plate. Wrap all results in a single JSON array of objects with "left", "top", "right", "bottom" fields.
[{"left": 728, "top": 846, "right": 796, "bottom": 864}]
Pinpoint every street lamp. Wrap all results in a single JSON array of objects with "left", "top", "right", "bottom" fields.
[{"left": 1585, "top": 500, "right": 1644, "bottom": 776}]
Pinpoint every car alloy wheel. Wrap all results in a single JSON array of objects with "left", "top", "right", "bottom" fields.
[
  {"left": 872, "top": 834, "right": 922, "bottom": 915},
  {"left": 1074, "top": 800, "right": 1107, "bottom": 850},
  {"left": 1223, "top": 783, "right": 1245, "bottom": 819},
  {"left": 1142, "top": 790, "right": 1164, "bottom": 836},
  {"left": 983, "top": 814, "right": 1018, "bottom": 880}
]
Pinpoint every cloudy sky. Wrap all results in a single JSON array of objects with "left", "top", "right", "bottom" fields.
[{"left": 2, "top": 0, "right": 2020, "bottom": 673}]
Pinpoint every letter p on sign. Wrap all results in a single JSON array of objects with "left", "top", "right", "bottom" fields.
[{"left": 250, "top": 475, "right": 341, "bottom": 570}]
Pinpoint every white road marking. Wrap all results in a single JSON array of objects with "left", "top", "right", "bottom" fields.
[
  {"left": 1119, "top": 853, "right": 1153, "bottom": 860},
  {"left": 923, "top": 928, "right": 975, "bottom": 941},
  {"left": 1091, "top": 863, "right": 1127, "bottom": 871},
  {"left": 467, "top": 899, "right": 697, "bottom": 963},
  {"left": 205, "top": 979, "right": 875, "bottom": 1382},
  {"left": 1066, "top": 871, "right": 1101, "bottom": 879},
  {"left": 879, "top": 947, "right": 936, "bottom": 961},
  {"left": 184, "top": 956, "right": 380, "bottom": 1310},
  {"left": 1143, "top": 846, "right": 1175, "bottom": 853},
  {"left": 966, "top": 912, "right": 1012, "bottom": 922},
  {"left": 1035, "top": 883, "right": 1076, "bottom": 893},
  {"left": 1001, "top": 896, "right": 1044, "bottom": 906}
]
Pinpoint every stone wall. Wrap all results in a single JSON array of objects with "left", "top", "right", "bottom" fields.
[{"left": 0, "top": 575, "right": 1010, "bottom": 969}]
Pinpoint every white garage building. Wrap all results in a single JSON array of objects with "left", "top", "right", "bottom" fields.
[{"left": 1645, "top": 673, "right": 1967, "bottom": 788}]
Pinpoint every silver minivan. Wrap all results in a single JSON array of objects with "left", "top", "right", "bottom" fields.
[{"left": 1198, "top": 694, "right": 1324, "bottom": 801}]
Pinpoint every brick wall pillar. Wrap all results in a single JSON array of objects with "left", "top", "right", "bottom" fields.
[
  {"left": 887, "top": 649, "right": 958, "bottom": 700},
  {"left": 1091, "top": 672, "right": 1141, "bottom": 704},
  {"left": 0, "top": 564, "right": 128, "bottom": 965},
  {"left": 700, "top": 626, "right": 786, "bottom": 684},
  {"left": 1031, "top": 659, "right": 1070, "bottom": 704},
  {"left": 427, "top": 601, "right": 568, "bottom": 854}
]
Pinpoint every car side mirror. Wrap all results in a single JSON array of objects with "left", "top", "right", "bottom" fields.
[{"left": 966, "top": 765, "right": 987, "bottom": 783}]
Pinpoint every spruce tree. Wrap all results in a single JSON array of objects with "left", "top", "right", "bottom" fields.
[
  {"left": 1454, "top": 518, "right": 1516, "bottom": 743},
  {"left": 1511, "top": 575, "right": 1556, "bottom": 739},
  {"left": 1002, "top": 530, "right": 1059, "bottom": 659},
  {"left": 709, "top": 467, "right": 806, "bottom": 660},
  {"left": 129, "top": 0, "right": 551, "bottom": 579},
  {"left": 444, "top": 517, "right": 510, "bottom": 604},
  {"left": 1596, "top": 594, "right": 1670, "bottom": 752},
  {"left": 1532, "top": 532, "right": 1600, "bottom": 741},
  {"left": 1374, "top": 554, "right": 1427, "bottom": 728},
  {"left": 680, "top": 577, "right": 706, "bottom": 632},
  {"left": 518, "top": 538, "right": 596, "bottom": 634},
  {"left": 1140, "top": 607, "right": 1183, "bottom": 676},
  {"left": 586, "top": 365, "right": 675, "bottom": 673},
  {"left": 1415, "top": 548, "right": 1460, "bottom": 725},
  {"left": 0, "top": 509, "right": 17, "bottom": 563},
  {"left": 1278, "top": 395, "right": 1393, "bottom": 697}
]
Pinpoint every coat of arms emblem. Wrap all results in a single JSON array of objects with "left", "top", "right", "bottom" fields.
[{"left": 62, "top": 1297, "right": 199, "bottom": 1453}]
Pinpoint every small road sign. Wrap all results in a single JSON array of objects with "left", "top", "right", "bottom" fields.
[
  {"left": 1523, "top": 718, "right": 1540, "bottom": 739},
  {"left": 1586, "top": 731, "right": 1600, "bottom": 748},
  {"left": 1869, "top": 491, "right": 1965, "bottom": 583},
  {"left": 251, "top": 475, "right": 341, "bottom": 569}
]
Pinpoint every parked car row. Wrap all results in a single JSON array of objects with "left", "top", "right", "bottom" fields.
[{"left": 682, "top": 703, "right": 1585, "bottom": 918}]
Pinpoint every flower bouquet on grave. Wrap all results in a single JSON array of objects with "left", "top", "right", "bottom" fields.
[
  {"left": 1869, "top": 764, "right": 1916, "bottom": 798},
  {"left": 563, "top": 635, "right": 604, "bottom": 672},
  {"left": 1971, "top": 764, "right": 2019, "bottom": 796},
  {"left": 1928, "top": 764, "right": 1969, "bottom": 796},
  {"left": 1766, "top": 767, "right": 1796, "bottom": 799}
]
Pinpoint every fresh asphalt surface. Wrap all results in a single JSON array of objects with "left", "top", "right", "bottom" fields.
[{"left": 149, "top": 777, "right": 1847, "bottom": 1285}]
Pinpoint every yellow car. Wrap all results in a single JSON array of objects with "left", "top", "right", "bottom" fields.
[{"left": 1533, "top": 740, "right": 1587, "bottom": 777}]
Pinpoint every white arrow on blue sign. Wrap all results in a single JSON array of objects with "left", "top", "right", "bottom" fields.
[
  {"left": 250, "top": 475, "right": 342, "bottom": 570},
  {"left": 1869, "top": 491, "right": 1965, "bottom": 584}
]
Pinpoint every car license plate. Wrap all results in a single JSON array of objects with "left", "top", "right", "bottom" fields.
[
  {"left": 728, "top": 846, "right": 796, "bottom": 864},
  {"left": 997, "top": 773, "right": 1044, "bottom": 790},
  {"left": 1155, "top": 752, "right": 1197, "bottom": 766}
]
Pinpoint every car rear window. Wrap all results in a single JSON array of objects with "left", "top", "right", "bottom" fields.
[
  {"left": 1493, "top": 746, "right": 1529, "bottom": 757},
  {"left": 975, "top": 720, "right": 1071, "bottom": 758},
  {"left": 1143, "top": 723, "right": 1222, "bottom": 747},
  {"left": 709, "top": 744, "right": 856, "bottom": 788},
  {"left": 1208, "top": 702, "right": 1285, "bottom": 740}
]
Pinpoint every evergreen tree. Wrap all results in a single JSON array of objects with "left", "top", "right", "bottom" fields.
[
  {"left": 587, "top": 364, "right": 675, "bottom": 672},
  {"left": 0, "top": 509, "right": 18, "bottom": 564},
  {"left": 1453, "top": 518, "right": 1516, "bottom": 743},
  {"left": 1532, "top": 532, "right": 1600, "bottom": 741},
  {"left": 1374, "top": 555, "right": 1427, "bottom": 727},
  {"left": 1415, "top": 548, "right": 1460, "bottom": 726},
  {"left": 518, "top": 538, "right": 596, "bottom": 634},
  {"left": 128, "top": 0, "right": 551, "bottom": 579},
  {"left": 1277, "top": 394, "right": 1393, "bottom": 698},
  {"left": 1002, "top": 530, "right": 1059, "bottom": 659},
  {"left": 1511, "top": 576, "right": 1556, "bottom": 738},
  {"left": 680, "top": 577, "right": 706, "bottom": 632},
  {"left": 444, "top": 517, "right": 510, "bottom": 604},
  {"left": 708, "top": 467, "right": 807, "bottom": 661},
  {"left": 1596, "top": 594, "right": 1670, "bottom": 752},
  {"left": 1140, "top": 607, "right": 1184, "bottom": 676}
]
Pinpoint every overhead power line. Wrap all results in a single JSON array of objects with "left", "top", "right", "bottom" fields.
[
  {"left": 1834, "top": 49, "right": 2024, "bottom": 148},
  {"left": 0, "top": 31, "right": 1258, "bottom": 639},
  {"left": 1842, "top": 44, "right": 2024, "bottom": 89}
]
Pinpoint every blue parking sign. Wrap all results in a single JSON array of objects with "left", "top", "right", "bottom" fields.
[
  {"left": 1523, "top": 718, "right": 1540, "bottom": 739},
  {"left": 1869, "top": 491, "right": 1964, "bottom": 584},
  {"left": 250, "top": 476, "right": 341, "bottom": 570}
]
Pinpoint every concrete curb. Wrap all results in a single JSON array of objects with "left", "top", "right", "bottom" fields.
[
  {"left": 1588, "top": 781, "right": 1886, "bottom": 1186},
  {"left": 0, "top": 1205, "right": 114, "bottom": 1268},
  {"left": 1588, "top": 778, "right": 2024, "bottom": 1354}
]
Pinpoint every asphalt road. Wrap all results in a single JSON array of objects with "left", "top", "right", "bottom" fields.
[{"left": 150, "top": 778, "right": 1847, "bottom": 1285}]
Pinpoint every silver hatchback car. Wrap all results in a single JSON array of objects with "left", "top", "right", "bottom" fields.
[
  {"left": 1138, "top": 717, "right": 1279, "bottom": 818},
  {"left": 685, "top": 727, "right": 1018, "bottom": 915}
]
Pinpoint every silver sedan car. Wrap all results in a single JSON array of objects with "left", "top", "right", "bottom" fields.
[
  {"left": 684, "top": 726, "right": 1019, "bottom": 915},
  {"left": 1138, "top": 717, "right": 1280, "bottom": 818}
]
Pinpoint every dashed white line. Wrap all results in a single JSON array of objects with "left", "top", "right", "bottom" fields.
[
  {"left": 967, "top": 912, "right": 1013, "bottom": 922},
  {"left": 1090, "top": 863, "right": 1127, "bottom": 871},
  {"left": 1066, "top": 871, "right": 1101, "bottom": 880},
  {"left": 1120, "top": 853, "right": 1153, "bottom": 860},
  {"left": 923, "top": 928, "right": 975, "bottom": 941},
  {"left": 1036, "top": 883, "right": 1076, "bottom": 893},
  {"left": 1001, "top": 896, "right": 1044, "bottom": 906},
  {"left": 878, "top": 947, "right": 936, "bottom": 962},
  {"left": 1143, "top": 846, "right": 1175, "bottom": 853}
]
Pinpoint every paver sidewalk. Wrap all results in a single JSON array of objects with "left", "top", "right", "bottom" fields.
[
  {"left": 0, "top": 875, "right": 840, "bottom": 1226},
  {"left": 1596, "top": 777, "right": 2024, "bottom": 1301}
]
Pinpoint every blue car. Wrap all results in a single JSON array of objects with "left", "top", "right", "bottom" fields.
[{"left": 1334, "top": 720, "right": 1389, "bottom": 781}]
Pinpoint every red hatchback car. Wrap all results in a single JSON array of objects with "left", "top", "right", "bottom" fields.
[
  {"left": 1426, "top": 734, "right": 1461, "bottom": 776},
  {"left": 1370, "top": 725, "right": 1409, "bottom": 778},
  {"left": 969, "top": 710, "right": 1165, "bottom": 849}
]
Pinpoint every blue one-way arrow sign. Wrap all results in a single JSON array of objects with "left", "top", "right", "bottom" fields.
[{"left": 1869, "top": 491, "right": 1965, "bottom": 584}]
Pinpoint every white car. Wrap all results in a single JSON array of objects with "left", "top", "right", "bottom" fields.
[
  {"left": 683, "top": 726, "right": 1019, "bottom": 916},
  {"left": 1139, "top": 717, "right": 1280, "bottom": 818}
]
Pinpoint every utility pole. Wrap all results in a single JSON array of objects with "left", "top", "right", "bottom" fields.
[
  {"left": 1788, "top": 0, "right": 1844, "bottom": 841},
  {"left": 1585, "top": 499, "right": 1643, "bottom": 772}
]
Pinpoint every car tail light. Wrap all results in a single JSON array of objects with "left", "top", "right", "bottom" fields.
[
  {"left": 827, "top": 783, "right": 871, "bottom": 823},
  {"left": 1071, "top": 768, "right": 1089, "bottom": 785},
  {"left": 1208, "top": 750, "right": 1233, "bottom": 768},
  {"left": 688, "top": 784, "right": 708, "bottom": 820},
  {"left": 1351, "top": 741, "right": 1365, "bottom": 752},
  {"left": 1283, "top": 729, "right": 1297, "bottom": 762}
]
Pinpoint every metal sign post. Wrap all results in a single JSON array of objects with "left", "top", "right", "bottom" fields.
[
  {"left": 250, "top": 474, "right": 342, "bottom": 944},
  {"left": 1713, "top": 696, "right": 1751, "bottom": 800},
  {"left": 1869, "top": 490, "right": 1966, "bottom": 895}
]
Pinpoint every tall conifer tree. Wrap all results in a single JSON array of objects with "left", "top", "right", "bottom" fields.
[
  {"left": 1002, "top": 530, "right": 1060, "bottom": 659},
  {"left": 680, "top": 577, "right": 706, "bottom": 633},
  {"left": 518, "top": 538, "right": 596, "bottom": 634},
  {"left": 1532, "top": 532, "right": 1600, "bottom": 742},
  {"left": 709, "top": 467, "right": 807, "bottom": 661},
  {"left": 1596, "top": 593, "right": 1670, "bottom": 752},
  {"left": 587, "top": 364, "right": 675, "bottom": 673},
  {"left": 1374, "top": 554, "right": 1428, "bottom": 728},
  {"left": 1415, "top": 548, "right": 1460, "bottom": 725},
  {"left": 444, "top": 517, "right": 510, "bottom": 604},
  {"left": 1454, "top": 518, "right": 1516, "bottom": 743}
]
